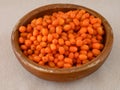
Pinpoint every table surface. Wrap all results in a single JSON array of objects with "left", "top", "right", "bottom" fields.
[{"left": 0, "top": 0, "right": 120, "bottom": 90}]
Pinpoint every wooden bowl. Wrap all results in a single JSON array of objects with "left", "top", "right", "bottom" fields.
[{"left": 11, "top": 4, "right": 113, "bottom": 82}]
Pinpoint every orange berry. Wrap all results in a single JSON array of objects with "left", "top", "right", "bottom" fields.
[
  {"left": 42, "top": 36, "right": 47, "bottom": 42},
  {"left": 92, "top": 49, "right": 101, "bottom": 56},
  {"left": 45, "top": 47, "right": 51, "bottom": 53},
  {"left": 58, "top": 18, "right": 65, "bottom": 25},
  {"left": 19, "top": 37, "right": 24, "bottom": 44},
  {"left": 97, "top": 27, "right": 104, "bottom": 35},
  {"left": 79, "top": 54, "right": 87, "bottom": 60},
  {"left": 82, "top": 59, "right": 89, "bottom": 64},
  {"left": 20, "top": 45, "right": 27, "bottom": 50},
  {"left": 27, "top": 24, "right": 32, "bottom": 32},
  {"left": 27, "top": 49, "right": 33, "bottom": 55},
  {"left": 40, "top": 42, "right": 47, "bottom": 47},
  {"left": 68, "top": 52, "right": 74, "bottom": 59},
  {"left": 87, "top": 26, "right": 94, "bottom": 34},
  {"left": 63, "top": 24, "right": 71, "bottom": 31},
  {"left": 87, "top": 51, "right": 93, "bottom": 60},
  {"left": 64, "top": 63, "right": 72, "bottom": 68},
  {"left": 59, "top": 46, "right": 65, "bottom": 54},
  {"left": 36, "top": 45, "right": 42, "bottom": 51},
  {"left": 58, "top": 38, "right": 64, "bottom": 45},
  {"left": 80, "top": 50, "right": 87, "bottom": 55},
  {"left": 52, "top": 39, "right": 58, "bottom": 44},
  {"left": 65, "top": 41, "right": 71, "bottom": 46},
  {"left": 33, "top": 29, "right": 39, "bottom": 36},
  {"left": 52, "top": 19, "right": 58, "bottom": 26},
  {"left": 81, "top": 19, "right": 89, "bottom": 27},
  {"left": 76, "top": 39, "right": 83, "bottom": 46},
  {"left": 92, "top": 43, "right": 101, "bottom": 49},
  {"left": 36, "top": 18, "right": 42, "bottom": 25},
  {"left": 33, "top": 56, "right": 40, "bottom": 62},
  {"left": 41, "top": 28, "right": 48, "bottom": 36},
  {"left": 42, "top": 56, "right": 48, "bottom": 63},
  {"left": 52, "top": 33, "right": 59, "bottom": 39},
  {"left": 57, "top": 61, "right": 64, "bottom": 68},
  {"left": 48, "top": 62, "right": 55, "bottom": 68},
  {"left": 50, "top": 44, "right": 56, "bottom": 51},
  {"left": 30, "top": 36, "right": 36, "bottom": 41},
  {"left": 81, "top": 45, "right": 89, "bottom": 51},
  {"left": 69, "top": 46, "right": 78, "bottom": 52},
  {"left": 25, "top": 40, "right": 32, "bottom": 47},
  {"left": 79, "top": 27, "right": 87, "bottom": 34},
  {"left": 19, "top": 26, "right": 26, "bottom": 33},
  {"left": 40, "top": 48, "right": 45, "bottom": 55},
  {"left": 64, "top": 58, "right": 73, "bottom": 64},
  {"left": 74, "top": 52, "right": 79, "bottom": 59},
  {"left": 73, "top": 18, "right": 79, "bottom": 26},
  {"left": 56, "top": 26, "right": 62, "bottom": 34},
  {"left": 37, "top": 35, "right": 42, "bottom": 42},
  {"left": 38, "top": 61, "right": 44, "bottom": 66},
  {"left": 70, "top": 38, "right": 76, "bottom": 45},
  {"left": 90, "top": 18, "right": 98, "bottom": 24},
  {"left": 58, "top": 54, "right": 64, "bottom": 60},
  {"left": 30, "top": 44, "right": 36, "bottom": 50},
  {"left": 93, "top": 23, "right": 101, "bottom": 29}
]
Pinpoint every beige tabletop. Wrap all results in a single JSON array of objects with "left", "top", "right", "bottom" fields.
[{"left": 0, "top": 0, "right": 120, "bottom": 90}]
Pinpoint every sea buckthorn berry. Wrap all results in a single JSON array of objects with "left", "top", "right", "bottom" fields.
[
  {"left": 58, "top": 18, "right": 65, "bottom": 25},
  {"left": 58, "top": 54, "right": 64, "bottom": 60},
  {"left": 97, "top": 27, "right": 104, "bottom": 35},
  {"left": 64, "top": 63, "right": 72, "bottom": 68},
  {"left": 41, "top": 28, "right": 48, "bottom": 36},
  {"left": 79, "top": 27, "right": 87, "bottom": 34},
  {"left": 27, "top": 24, "right": 32, "bottom": 32},
  {"left": 92, "top": 43, "right": 101, "bottom": 49},
  {"left": 69, "top": 46, "right": 78, "bottom": 52},
  {"left": 76, "top": 39, "right": 83, "bottom": 46},
  {"left": 92, "top": 49, "right": 101, "bottom": 56},
  {"left": 64, "top": 58, "right": 73, "bottom": 64},
  {"left": 63, "top": 24, "right": 71, "bottom": 31},
  {"left": 20, "top": 45, "right": 27, "bottom": 50},
  {"left": 25, "top": 40, "right": 32, "bottom": 47},
  {"left": 52, "top": 39, "right": 58, "bottom": 44},
  {"left": 19, "top": 37, "right": 24, "bottom": 44},
  {"left": 37, "top": 35, "right": 42, "bottom": 42},
  {"left": 79, "top": 54, "right": 87, "bottom": 61},
  {"left": 56, "top": 26, "right": 62, "bottom": 34},
  {"left": 73, "top": 18, "right": 79, "bottom": 26},
  {"left": 50, "top": 44, "right": 57, "bottom": 51},
  {"left": 59, "top": 46, "right": 65, "bottom": 54},
  {"left": 58, "top": 38, "right": 64, "bottom": 45},
  {"left": 87, "top": 26, "right": 94, "bottom": 34},
  {"left": 19, "top": 26, "right": 26, "bottom": 33},
  {"left": 87, "top": 51, "right": 93, "bottom": 60},
  {"left": 57, "top": 61, "right": 64, "bottom": 68},
  {"left": 48, "top": 62, "right": 55, "bottom": 68},
  {"left": 47, "top": 34, "right": 53, "bottom": 42},
  {"left": 81, "top": 45, "right": 89, "bottom": 51},
  {"left": 33, "top": 56, "right": 40, "bottom": 62},
  {"left": 81, "top": 19, "right": 89, "bottom": 27},
  {"left": 65, "top": 41, "right": 71, "bottom": 46},
  {"left": 68, "top": 52, "right": 74, "bottom": 59}
]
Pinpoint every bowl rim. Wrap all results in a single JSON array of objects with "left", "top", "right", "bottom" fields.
[{"left": 11, "top": 3, "right": 113, "bottom": 74}]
